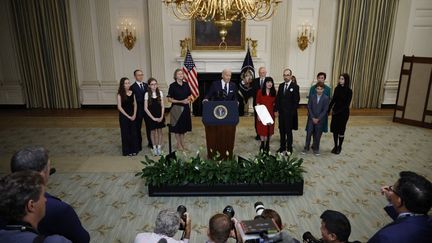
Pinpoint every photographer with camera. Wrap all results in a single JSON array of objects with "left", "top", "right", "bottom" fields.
[
  {"left": 368, "top": 171, "right": 432, "bottom": 243},
  {"left": 303, "top": 210, "right": 358, "bottom": 243},
  {"left": 3, "top": 146, "right": 90, "bottom": 243},
  {"left": 231, "top": 202, "right": 299, "bottom": 243},
  {"left": 134, "top": 208, "right": 191, "bottom": 243},
  {"left": 0, "top": 171, "right": 71, "bottom": 243},
  {"left": 207, "top": 213, "right": 234, "bottom": 243},
  {"left": 253, "top": 202, "right": 299, "bottom": 243}
]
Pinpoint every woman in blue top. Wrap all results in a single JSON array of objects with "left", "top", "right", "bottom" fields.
[{"left": 307, "top": 72, "right": 331, "bottom": 133}]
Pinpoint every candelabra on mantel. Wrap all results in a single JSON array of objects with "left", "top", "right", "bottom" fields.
[
  {"left": 246, "top": 38, "right": 258, "bottom": 57},
  {"left": 180, "top": 38, "right": 191, "bottom": 57},
  {"left": 297, "top": 22, "right": 315, "bottom": 51},
  {"left": 117, "top": 19, "right": 137, "bottom": 50}
]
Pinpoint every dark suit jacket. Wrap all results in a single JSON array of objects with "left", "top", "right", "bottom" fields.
[
  {"left": 38, "top": 193, "right": 90, "bottom": 243},
  {"left": 275, "top": 81, "right": 300, "bottom": 130},
  {"left": 306, "top": 94, "right": 329, "bottom": 132},
  {"left": 205, "top": 80, "right": 238, "bottom": 101},
  {"left": 368, "top": 206, "right": 432, "bottom": 243},
  {"left": 130, "top": 81, "right": 148, "bottom": 116},
  {"left": 252, "top": 77, "right": 268, "bottom": 105}
]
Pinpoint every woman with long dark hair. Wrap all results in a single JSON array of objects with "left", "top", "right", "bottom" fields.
[
  {"left": 255, "top": 77, "right": 277, "bottom": 151},
  {"left": 329, "top": 73, "right": 353, "bottom": 154},
  {"left": 167, "top": 69, "right": 192, "bottom": 151},
  {"left": 144, "top": 77, "right": 166, "bottom": 156},
  {"left": 117, "top": 77, "right": 138, "bottom": 156}
]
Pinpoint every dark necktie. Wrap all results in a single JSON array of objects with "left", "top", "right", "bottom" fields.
[
  {"left": 224, "top": 83, "right": 228, "bottom": 94},
  {"left": 260, "top": 79, "right": 264, "bottom": 88},
  {"left": 140, "top": 83, "right": 144, "bottom": 92},
  {"left": 284, "top": 83, "right": 289, "bottom": 95}
]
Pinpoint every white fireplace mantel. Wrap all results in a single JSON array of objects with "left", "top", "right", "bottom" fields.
[{"left": 176, "top": 52, "right": 265, "bottom": 73}]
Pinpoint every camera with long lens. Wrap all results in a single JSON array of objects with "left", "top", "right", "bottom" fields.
[
  {"left": 302, "top": 231, "right": 323, "bottom": 243},
  {"left": 223, "top": 205, "right": 235, "bottom": 219},
  {"left": 254, "top": 201, "right": 265, "bottom": 220},
  {"left": 239, "top": 203, "right": 282, "bottom": 243},
  {"left": 177, "top": 205, "right": 187, "bottom": 230},
  {"left": 223, "top": 205, "right": 235, "bottom": 230}
]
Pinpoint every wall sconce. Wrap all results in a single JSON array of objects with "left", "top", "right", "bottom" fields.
[
  {"left": 297, "top": 22, "right": 315, "bottom": 51},
  {"left": 117, "top": 19, "right": 137, "bottom": 50}
]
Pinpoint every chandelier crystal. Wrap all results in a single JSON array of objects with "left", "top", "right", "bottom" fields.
[{"left": 163, "top": 0, "right": 281, "bottom": 48}]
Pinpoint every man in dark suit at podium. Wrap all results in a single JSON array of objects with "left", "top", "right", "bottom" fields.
[
  {"left": 130, "top": 69, "right": 152, "bottom": 150},
  {"left": 203, "top": 68, "right": 238, "bottom": 101},
  {"left": 275, "top": 68, "right": 300, "bottom": 154}
]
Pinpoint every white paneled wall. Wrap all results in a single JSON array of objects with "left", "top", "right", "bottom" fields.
[
  {"left": 404, "top": 0, "right": 432, "bottom": 57},
  {"left": 288, "top": 0, "right": 320, "bottom": 103},
  {"left": 1, "top": 0, "right": 429, "bottom": 105},
  {"left": 384, "top": 0, "right": 432, "bottom": 105},
  {"left": 70, "top": 0, "right": 151, "bottom": 105}
]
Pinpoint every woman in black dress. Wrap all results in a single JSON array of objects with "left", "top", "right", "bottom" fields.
[
  {"left": 117, "top": 77, "right": 138, "bottom": 156},
  {"left": 167, "top": 69, "right": 192, "bottom": 151},
  {"left": 144, "top": 77, "right": 166, "bottom": 156},
  {"left": 329, "top": 73, "right": 353, "bottom": 154}
]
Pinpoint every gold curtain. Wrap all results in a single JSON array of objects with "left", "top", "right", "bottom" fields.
[
  {"left": 10, "top": 0, "right": 79, "bottom": 108},
  {"left": 332, "top": 0, "right": 398, "bottom": 108}
]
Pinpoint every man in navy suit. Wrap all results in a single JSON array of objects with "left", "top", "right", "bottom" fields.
[
  {"left": 203, "top": 68, "right": 238, "bottom": 101},
  {"left": 8, "top": 146, "right": 90, "bottom": 243},
  {"left": 368, "top": 171, "right": 432, "bottom": 243},
  {"left": 130, "top": 69, "right": 152, "bottom": 150},
  {"left": 275, "top": 68, "right": 300, "bottom": 154}
]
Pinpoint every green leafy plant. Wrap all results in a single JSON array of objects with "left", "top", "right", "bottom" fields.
[{"left": 135, "top": 151, "right": 305, "bottom": 187}]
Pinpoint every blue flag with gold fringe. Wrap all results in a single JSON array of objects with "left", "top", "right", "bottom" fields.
[{"left": 241, "top": 47, "right": 255, "bottom": 79}]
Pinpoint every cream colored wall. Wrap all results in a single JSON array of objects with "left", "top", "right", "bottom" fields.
[
  {"left": 69, "top": 0, "right": 152, "bottom": 104},
  {"left": 383, "top": 0, "right": 432, "bottom": 104},
  {"left": 1, "top": 0, "right": 431, "bottom": 105},
  {"left": 314, "top": 0, "right": 337, "bottom": 87}
]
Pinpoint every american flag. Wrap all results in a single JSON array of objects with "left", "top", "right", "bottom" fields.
[{"left": 182, "top": 49, "right": 199, "bottom": 101}]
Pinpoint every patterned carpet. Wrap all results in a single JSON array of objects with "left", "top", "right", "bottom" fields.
[{"left": 0, "top": 114, "right": 431, "bottom": 243}]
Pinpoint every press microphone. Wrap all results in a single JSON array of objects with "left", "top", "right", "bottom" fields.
[{"left": 157, "top": 239, "right": 167, "bottom": 243}]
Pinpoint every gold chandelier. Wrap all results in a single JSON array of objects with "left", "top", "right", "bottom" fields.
[{"left": 162, "top": 0, "right": 281, "bottom": 48}]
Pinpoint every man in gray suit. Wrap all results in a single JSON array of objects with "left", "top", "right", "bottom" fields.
[{"left": 302, "top": 82, "right": 329, "bottom": 155}]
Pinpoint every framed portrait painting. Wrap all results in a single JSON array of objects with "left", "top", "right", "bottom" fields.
[{"left": 191, "top": 20, "right": 246, "bottom": 50}]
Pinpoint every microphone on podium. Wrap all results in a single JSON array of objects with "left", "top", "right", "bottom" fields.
[{"left": 157, "top": 238, "right": 167, "bottom": 243}]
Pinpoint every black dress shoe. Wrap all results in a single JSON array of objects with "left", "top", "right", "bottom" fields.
[
  {"left": 276, "top": 148, "right": 286, "bottom": 153},
  {"left": 331, "top": 147, "right": 337, "bottom": 154},
  {"left": 147, "top": 144, "right": 153, "bottom": 149},
  {"left": 255, "top": 135, "right": 260, "bottom": 140},
  {"left": 336, "top": 146, "right": 342, "bottom": 154}
]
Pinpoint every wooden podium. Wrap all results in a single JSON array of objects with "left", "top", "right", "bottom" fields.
[{"left": 202, "top": 101, "right": 239, "bottom": 160}]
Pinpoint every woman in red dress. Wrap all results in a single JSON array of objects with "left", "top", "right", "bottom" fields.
[{"left": 255, "top": 77, "right": 277, "bottom": 151}]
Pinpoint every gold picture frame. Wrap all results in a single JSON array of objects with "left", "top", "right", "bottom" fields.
[{"left": 191, "top": 20, "right": 246, "bottom": 51}]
